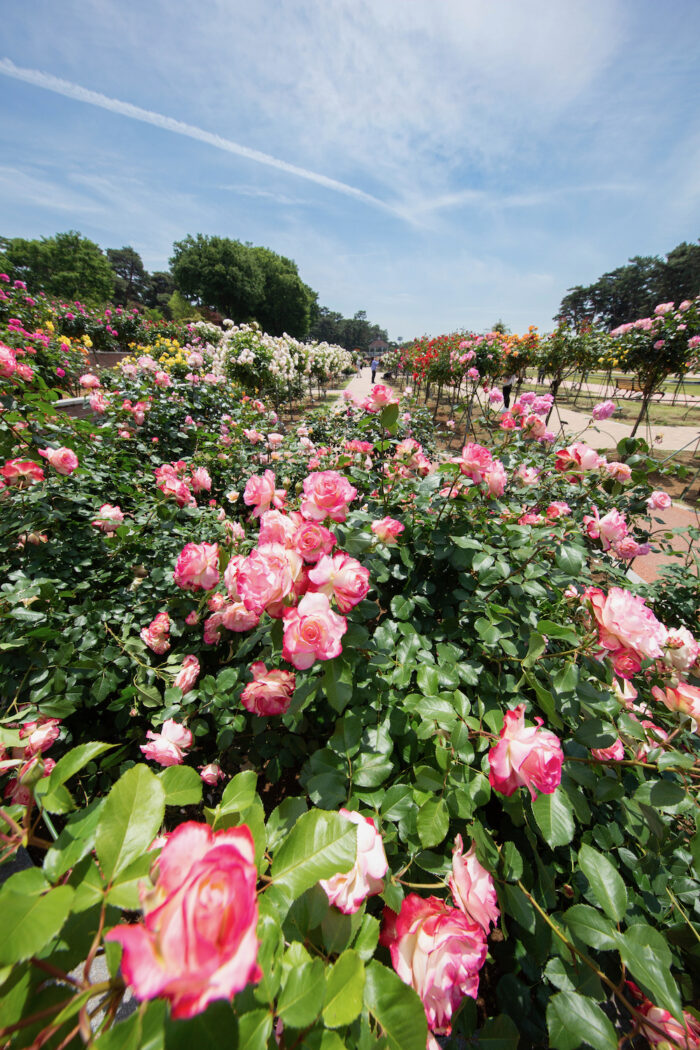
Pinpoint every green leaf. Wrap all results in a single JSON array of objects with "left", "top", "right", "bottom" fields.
[
  {"left": 43, "top": 799, "right": 104, "bottom": 881},
  {"left": 323, "top": 950, "right": 365, "bottom": 1027},
  {"left": 237, "top": 1010, "right": 272, "bottom": 1050},
  {"left": 578, "top": 844, "right": 627, "bottom": 922},
  {"left": 416, "top": 798, "right": 449, "bottom": 848},
  {"left": 96, "top": 764, "right": 165, "bottom": 882},
  {"left": 0, "top": 885, "right": 74, "bottom": 964},
  {"left": 416, "top": 665, "right": 439, "bottom": 696},
  {"left": 158, "top": 765, "right": 203, "bottom": 806},
  {"left": 562, "top": 905, "right": 619, "bottom": 950},
  {"left": 547, "top": 991, "right": 617, "bottom": 1050},
  {"left": 40, "top": 742, "right": 113, "bottom": 796},
  {"left": 478, "top": 1013, "right": 520, "bottom": 1049},
  {"left": 277, "top": 956, "right": 326, "bottom": 1027},
  {"left": 164, "top": 1001, "right": 238, "bottom": 1049},
  {"left": 619, "top": 926, "right": 684, "bottom": 1022},
  {"left": 270, "top": 810, "right": 356, "bottom": 907},
  {"left": 363, "top": 961, "right": 427, "bottom": 1050},
  {"left": 554, "top": 545, "right": 585, "bottom": 576},
  {"left": 380, "top": 402, "right": 399, "bottom": 429},
  {"left": 324, "top": 658, "right": 353, "bottom": 714},
  {"left": 220, "top": 770, "right": 258, "bottom": 812},
  {"left": 531, "top": 789, "right": 575, "bottom": 847}
]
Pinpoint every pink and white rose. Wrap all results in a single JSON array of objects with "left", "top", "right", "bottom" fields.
[
  {"left": 320, "top": 809, "right": 388, "bottom": 914},
  {"left": 106, "top": 822, "right": 260, "bottom": 1018},
  {"left": 488, "top": 704, "right": 563, "bottom": 799},
  {"left": 174, "top": 655, "right": 200, "bottom": 694},
  {"left": 282, "top": 592, "right": 347, "bottom": 669},
  {"left": 38, "top": 447, "right": 79, "bottom": 476},
  {"left": 173, "top": 543, "right": 220, "bottom": 592},
  {"left": 371, "top": 516, "right": 405, "bottom": 544},
  {"left": 140, "top": 718, "right": 192, "bottom": 766},
  {"left": 300, "top": 471, "right": 357, "bottom": 523},
  {"left": 449, "top": 835, "right": 499, "bottom": 934},
  {"left": 140, "top": 612, "right": 171, "bottom": 654},
  {"left": 240, "top": 661, "right": 296, "bottom": 716}
]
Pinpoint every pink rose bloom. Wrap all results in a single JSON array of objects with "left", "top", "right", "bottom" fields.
[
  {"left": 300, "top": 470, "right": 357, "bottom": 523},
  {"left": 140, "top": 718, "right": 192, "bottom": 766},
  {"left": 223, "top": 554, "right": 245, "bottom": 598},
  {"left": 199, "top": 763, "right": 225, "bottom": 785},
  {"left": 240, "top": 661, "right": 296, "bottom": 716},
  {"left": 282, "top": 592, "right": 347, "bottom": 669},
  {"left": 292, "top": 520, "right": 336, "bottom": 563},
  {"left": 187, "top": 351, "right": 204, "bottom": 367},
  {"left": 647, "top": 490, "right": 671, "bottom": 510},
  {"left": 236, "top": 544, "right": 298, "bottom": 615},
  {"left": 92, "top": 504, "right": 124, "bottom": 533},
  {"left": 364, "top": 384, "right": 398, "bottom": 412},
  {"left": 591, "top": 738, "right": 625, "bottom": 762},
  {"left": 467, "top": 367, "right": 480, "bottom": 380},
  {"left": 154, "top": 371, "right": 172, "bottom": 388},
  {"left": 626, "top": 981, "right": 700, "bottom": 1049},
  {"left": 20, "top": 718, "right": 61, "bottom": 757},
  {"left": 174, "top": 655, "right": 200, "bottom": 694},
  {"left": 546, "top": 500, "right": 571, "bottom": 519},
  {"left": 452, "top": 443, "right": 492, "bottom": 483},
  {"left": 267, "top": 432, "right": 284, "bottom": 449},
  {"left": 555, "top": 443, "right": 603, "bottom": 477},
  {"left": 140, "top": 612, "right": 171, "bottom": 655},
  {"left": 613, "top": 537, "right": 650, "bottom": 560},
  {"left": 106, "top": 822, "right": 260, "bottom": 1018},
  {"left": 203, "top": 612, "right": 225, "bottom": 646},
  {"left": 449, "top": 835, "right": 499, "bottom": 934},
  {"left": 380, "top": 896, "right": 486, "bottom": 1039},
  {"left": 89, "top": 392, "right": 107, "bottom": 413},
  {"left": 320, "top": 809, "right": 388, "bottom": 914},
  {"left": 371, "top": 516, "right": 405, "bottom": 544},
  {"left": 663, "top": 628, "right": 699, "bottom": 674},
  {"left": 221, "top": 601, "right": 260, "bottom": 633},
  {"left": 489, "top": 388, "right": 504, "bottom": 404},
  {"left": 38, "top": 447, "right": 79, "bottom": 476},
  {"left": 488, "top": 704, "right": 563, "bottom": 800},
  {"left": 243, "top": 428, "right": 263, "bottom": 444},
  {"left": 592, "top": 400, "right": 617, "bottom": 421},
  {"left": 583, "top": 506, "right": 628, "bottom": 551},
  {"left": 586, "top": 586, "right": 667, "bottom": 661},
  {"left": 308, "top": 553, "right": 370, "bottom": 612},
  {"left": 258, "top": 509, "right": 298, "bottom": 548},
  {"left": 605, "top": 461, "right": 632, "bottom": 482},
  {"left": 515, "top": 465, "right": 540, "bottom": 486},
  {"left": 484, "top": 459, "right": 507, "bottom": 497},
  {"left": 521, "top": 414, "right": 547, "bottom": 440},
  {"left": 500, "top": 412, "right": 516, "bottom": 430},
  {"left": 79, "top": 373, "right": 100, "bottom": 389},
  {"left": 652, "top": 682, "right": 700, "bottom": 726},
  {"left": 190, "top": 467, "right": 212, "bottom": 493},
  {"left": 610, "top": 647, "right": 642, "bottom": 679},
  {"left": 518, "top": 512, "right": 544, "bottom": 526},
  {"left": 243, "top": 469, "right": 286, "bottom": 518},
  {"left": 174, "top": 543, "right": 220, "bottom": 591}
]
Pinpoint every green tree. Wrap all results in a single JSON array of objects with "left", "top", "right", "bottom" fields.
[
  {"left": 145, "top": 271, "right": 176, "bottom": 316},
  {"left": 170, "top": 235, "right": 316, "bottom": 336},
  {"left": 0, "top": 231, "right": 115, "bottom": 304},
  {"left": 106, "top": 246, "right": 149, "bottom": 305}
]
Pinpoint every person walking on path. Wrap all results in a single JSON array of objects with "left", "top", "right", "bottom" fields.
[
  {"left": 502, "top": 372, "right": 515, "bottom": 409},
  {"left": 370, "top": 357, "right": 379, "bottom": 383}
]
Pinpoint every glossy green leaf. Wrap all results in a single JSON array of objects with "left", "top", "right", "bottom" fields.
[
  {"left": 323, "top": 950, "right": 365, "bottom": 1027},
  {"left": 416, "top": 797, "right": 449, "bottom": 848},
  {"left": 158, "top": 765, "right": 203, "bottom": 806},
  {"left": 270, "top": 809, "right": 356, "bottom": 907},
  {"left": 277, "top": 956, "right": 325, "bottom": 1027},
  {"left": 531, "top": 789, "right": 575, "bottom": 847},
  {"left": 0, "top": 885, "right": 74, "bottom": 964},
  {"left": 578, "top": 844, "right": 627, "bottom": 922},
  {"left": 96, "top": 764, "right": 165, "bottom": 882},
  {"left": 547, "top": 991, "right": 617, "bottom": 1050},
  {"left": 364, "top": 961, "right": 427, "bottom": 1050}
]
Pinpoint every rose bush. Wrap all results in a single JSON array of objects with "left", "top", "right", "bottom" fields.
[{"left": 1, "top": 290, "right": 699, "bottom": 1049}]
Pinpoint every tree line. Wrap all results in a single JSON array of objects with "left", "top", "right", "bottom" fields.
[
  {"left": 558, "top": 240, "right": 700, "bottom": 330},
  {"left": 0, "top": 231, "right": 388, "bottom": 348}
]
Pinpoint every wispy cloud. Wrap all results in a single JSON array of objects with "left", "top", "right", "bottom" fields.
[{"left": 0, "top": 58, "right": 398, "bottom": 217}]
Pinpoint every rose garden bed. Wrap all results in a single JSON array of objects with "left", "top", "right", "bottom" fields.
[{"left": 1, "top": 278, "right": 699, "bottom": 1050}]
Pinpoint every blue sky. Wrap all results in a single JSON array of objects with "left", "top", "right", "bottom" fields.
[{"left": 1, "top": 0, "right": 699, "bottom": 340}]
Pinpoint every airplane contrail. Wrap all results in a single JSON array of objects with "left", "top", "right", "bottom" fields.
[{"left": 0, "top": 58, "right": 396, "bottom": 216}]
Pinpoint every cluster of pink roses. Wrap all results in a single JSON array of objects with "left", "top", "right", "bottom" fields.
[
  {"left": 450, "top": 442, "right": 507, "bottom": 498},
  {"left": 155, "top": 459, "right": 212, "bottom": 508},
  {"left": 0, "top": 714, "right": 61, "bottom": 807},
  {"left": 382, "top": 834, "right": 499, "bottom": 1042},
  {"left": 488, "top": 704, "right": 564, "bottom": 798},
  {"left": 583, "top": 505, "right": 650, "bottom": 561},
  {"left": 583, "top": 586, "right": 700, "bottom": 758},
  {"left": 180, "top": 471, "right": 366, "bottom": 676},
  {"left": 0, "top": 341, "right": 34, "bottom": 383},
  {"left": 499, "top": 392, "right": 555, "bottom": 443}
]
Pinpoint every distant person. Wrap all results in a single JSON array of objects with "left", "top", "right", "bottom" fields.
[
  {"left": 502, "top": 373, "right": 515, "bottom": 409},
  {"left": 370, "top": 357, "right": 379, "bottom": 383}
]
